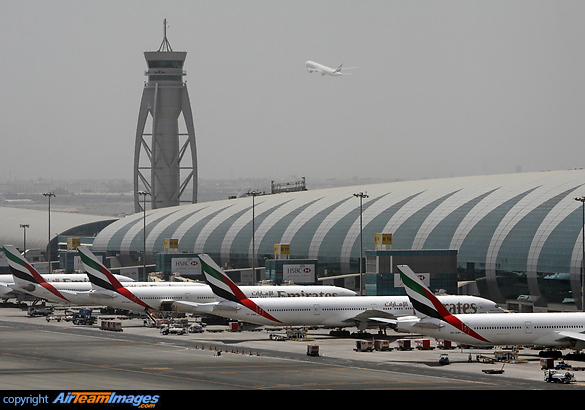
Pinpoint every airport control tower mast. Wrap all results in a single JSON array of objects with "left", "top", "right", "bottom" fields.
[{"left": 134, "top": 20, "right": 197, "bottom": 212}]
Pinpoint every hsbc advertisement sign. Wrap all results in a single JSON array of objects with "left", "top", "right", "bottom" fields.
[
  {"left": 283, "top": 264, "right": 315, "bottom": 283},
  {"left": 172, "top": 257, "right": 202, "bottom": 276},
  {"left": 394, "top": 272, "right": 430, "bottom": 288}
]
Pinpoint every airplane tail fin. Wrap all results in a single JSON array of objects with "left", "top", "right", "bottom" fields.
[
  {"left": 4, "top": 245, "right": 41, "bottom": 285},
  {"left": 77, "top": 246, "right": 123, "bottom": 292},
  {"left": 198, "top": 254, "right": 248, "bottom": 304},
  {"left": 77, "top": 246, "right": 152, "bottom": 310},
  {"left": 3, "top": 244, "right": 70, "bottom": 302},
  {"left": 198, "top": 254, "right": 282, "bottom": 323},
  {"left": 397, "top": 264, "right": 490, "bottom": 343},
  {"left": 396, "top": 264, "right": 450, "bottom": 320},
  {"left": 334, "top": 63, "right": 343, "bottom": 73}
]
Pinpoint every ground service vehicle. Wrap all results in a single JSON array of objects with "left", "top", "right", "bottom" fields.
[
  {"left": 160, "top": 324, "right": 186, "bottom": 335},
  {"left": 72, "top": 308, "right": 95, "bottom": 325},
  {"left": 543, "top": 369, "right": 575, "bottom": 383}
]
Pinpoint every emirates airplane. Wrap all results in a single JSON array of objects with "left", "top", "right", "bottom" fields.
[
  {"left": 76, "top": 246, "right": 356, "bottom": 313},
  {"left": 393, "top": 264, "right": 585, "bottom": 351},
  {"left": 306, "top": 61, "right": 349, "bottom": 76},
  {"left": 3, "top": 245, "right": 138, "bottom": 305},
  {"left": 174, "top": 254, "right": 507, "bottom": 331}
]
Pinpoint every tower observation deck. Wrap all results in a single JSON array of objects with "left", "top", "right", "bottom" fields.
[{"left": 134, "top": 20, "right": 197, "bottom": 212}]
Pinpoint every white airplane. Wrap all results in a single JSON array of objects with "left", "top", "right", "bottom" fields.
[
  {"left": 2, "top": 245, "right": 203, "bottom": 306},
  {"left": 0, "top": 272, "right": 135, "bottom": 302},
  {"left": 306, "top": 61, "right": 348, "bottom": 76},
  {"left": 393, "top": 264, "right": 585, "bottom": 351},
  {"left": 174, "top": 254, "right": 506, "bottom": 331},
  {"left": 76, "top": 246, "right": 357, "bottom": 313}
]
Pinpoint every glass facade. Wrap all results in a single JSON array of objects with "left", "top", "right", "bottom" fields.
[
  {"left": 147, "top": 60, "right": 184, "bottom": 69},
  {"left": 92, "top": 170, "right": 585, "bottom": 310}
]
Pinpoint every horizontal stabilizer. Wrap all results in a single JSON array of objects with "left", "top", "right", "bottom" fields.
[
  {"left": 350, "top": 309, "right": 398, "bottom": 322},
  {"left": 9, "top": 283, "right": 36, "bottom": 292},
  {"left": 86, "top": 290, "right": 117, "bottom": 299},
  {"left": 367, "top": 317, "right": 399, "bottom": 326},
  {"left": 413, "top": 320, "right": 445, "bottom": 330},
  {"left": 173, "top": 300, "right": 218, "bottom": 313}
]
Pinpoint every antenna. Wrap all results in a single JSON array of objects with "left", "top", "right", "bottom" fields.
[{"left": 158, "top": 19, "right": 173, "bottom": 52}]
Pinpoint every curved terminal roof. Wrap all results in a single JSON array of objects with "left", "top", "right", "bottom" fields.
[
  {"left": 0, "top": 207, "right": 116, "bottom": 252},
  {"left": 93, "top": 169, "right": 585, "bottom": 307}
]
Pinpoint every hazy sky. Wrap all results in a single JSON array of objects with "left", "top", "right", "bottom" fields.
[{"left": 1, "top": 1, "right": 584, "bottom": 184}]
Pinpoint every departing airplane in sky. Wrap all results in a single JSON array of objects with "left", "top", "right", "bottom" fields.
[
  {"left": 394, "top": 264, "right": 585, "bottom": 350},
  {"left": 175, "top": 254, "right": 507, "bottom": 331},
  {"left": 306, "top": 61, "right": 347, "bottom": 76},
  {"left": 76, "top": 246, "right": 356, "bottom": 313}
]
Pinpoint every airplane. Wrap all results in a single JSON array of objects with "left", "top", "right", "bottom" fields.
[
  {"left": 173, "top": 253, "right": 507, "bottom": 332},
  {"left": 76, "top": 246, "right": 357, "bottom": 313},
  {"left": 393, "top": 264, "right": 585, "bottom": 351},
  {"left": 0, "top": 272, "right": 135, "bottom": 302},
  {"left": 306, "top": 61, "right": 348, "bottom": 76},
  {"left": 3, "top": 245, "right": 204, "bottom": 306},
  {"left": 3, "top": 245, "right": 141, "bottom": 305}
]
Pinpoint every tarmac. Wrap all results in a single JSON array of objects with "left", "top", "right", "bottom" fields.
[{"left": 1, "top": 303, "right": 584, "bottom": 391}]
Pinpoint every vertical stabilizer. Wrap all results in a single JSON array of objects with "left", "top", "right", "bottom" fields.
[{"left": 198, "top": 254, "right": 281, "bottom": 323}]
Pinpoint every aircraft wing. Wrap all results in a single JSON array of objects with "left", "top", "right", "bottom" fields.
[
  {"left": 341, "top": 309, "right": 399, "bottom": 327},
  {"left": 368, "top": 317, "right": 399, "bottom": 326},
  {"left": 412, "top": 321, "right": 445, "bottom": 330},
  {"left": 0, "top": 283, "right": 21, "bottom": 299},
  {"left": 173, "top": 300, "right": 220, "bottom": 314},
  {"left": 59, "top": 290, "right": 85, "bottom": 298},
  {"left": 556, "top": 331, "right": 585, "bottom": 344},
  {"left": 84, "top": 290, "right": 118, "bottom": 299},
  {"left": 366, "top": 316, "right": 444, "bottom": 330},
  {"left": 9, "top": 283, "right": 36, "bottom": 293}
]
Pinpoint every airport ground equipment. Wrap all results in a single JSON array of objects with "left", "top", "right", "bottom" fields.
[
  {"left": 354, "top": 340, "right": 374, "bottom": 352},
  {"left": 374, "top": 339, "right": 392, "bottom": 351},
  {"left": 415, "top": 339, "right": 434, "bottom": 350},
  {"left": 436, "top": 339, "right": 455, "bottom": 349},
  {"left": 307, "top": 345, "right": 319, "bottom": 357},
  {"left": 543, "top": 369, "right": 575, "bottom": 383},
  {"left": 71, "top": 308, "right": 96, "bottom": 325},
  {"left": 188, "top": 323, "right": 204, "bottom": 333},
  {"left": 396, "top": 339, "right": 414, "bottom": 351},
  {"left": 100, "top": 320, "right": 123, "bottom": 332},
  {"left": 160, "top": 324, "right": 186, "bottom": 335},
  {"left": 477, "top": 355, "right": 496, "bottom": 364},
  {"left": 27, "top": 306, "right": 53, "bottom": 317},
  {"left": 438, "top": 354, "right": 450, "bottom": 365},
  {"left": 482, "top": 364, "right": 505, "bottom": 374}
]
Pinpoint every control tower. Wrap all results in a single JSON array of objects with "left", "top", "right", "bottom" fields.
[{"left": 134, "top": 20, "right": 197, "bottom": 212}]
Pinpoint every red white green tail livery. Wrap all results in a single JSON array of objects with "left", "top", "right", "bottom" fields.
[
  {"left": 77, "top": 246, "right": 152, "bottom": 310},
  {"left": 396, "top": 264, "right": 585, "bottom": 349},
  {"left": 397, "top": 264, "right": 490, "bottom": 343},
  {"left": 198, "top": 254, "right": 282, "bottom": 323},
  {"left": 3, "top": 244, "right": 70, "bottom": 302}
]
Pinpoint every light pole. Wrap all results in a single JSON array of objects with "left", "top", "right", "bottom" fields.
[
  {"left": 138, "top": 191, "right": 150, "bottom": 281},
  {"left": 20, "top": 224, "right": 29, "bottom": 254},
  {"left": 575, "top": 196, "right": 585, "bottom": 311},
  {"left": 248, "top": 190, "right": 262, "bottom": 285},
  {"left": 353, "top": 192, "right": 369, "bottom": 295},
  {"left": 42, "top": 192, "right": 55, "bottom": 273}
]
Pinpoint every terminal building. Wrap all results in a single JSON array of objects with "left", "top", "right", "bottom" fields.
[{"left": 87, "top": 169, "right": 585, "bottom": 313}]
